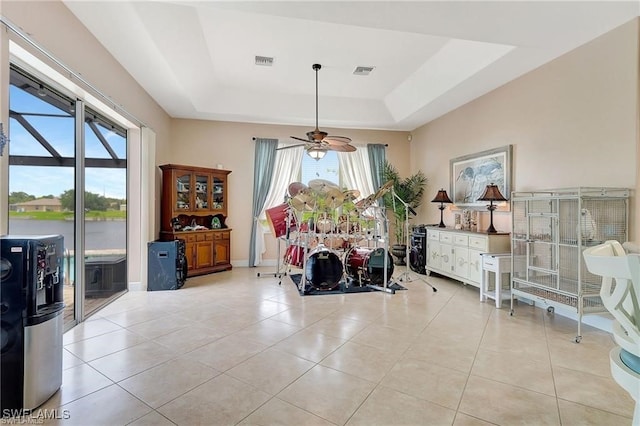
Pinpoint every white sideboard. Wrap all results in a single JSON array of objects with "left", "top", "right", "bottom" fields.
[{"left": 426, "top": 228, "right": 510, "bottom": 288}]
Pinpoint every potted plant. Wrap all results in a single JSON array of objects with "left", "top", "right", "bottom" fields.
[{"left": 382, "top": 161, "right": 428, "bottom": 265}]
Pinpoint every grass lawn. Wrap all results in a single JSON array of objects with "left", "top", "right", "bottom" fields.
[{"left": 9, "top": 210, "right": 126, "bottom": 220}]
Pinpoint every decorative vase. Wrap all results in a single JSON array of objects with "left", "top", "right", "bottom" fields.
[{"left": 391, "top": 244, "right": 407, "bottom": 265}]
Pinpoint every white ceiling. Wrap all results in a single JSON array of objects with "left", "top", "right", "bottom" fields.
[{"left": 62, "top": 1, "right": 639, "bottom": 132}]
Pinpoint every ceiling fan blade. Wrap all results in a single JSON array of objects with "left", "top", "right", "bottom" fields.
[
  {"left": 290, "top": 135, "right": 311, "bottom": 143},
  {"left": 324, "top": 136, "right": 352, "bottom": 145},
  {"left": 277, "top": 143, "right": 307, "bottom": 151},
  {"left": 328, "top": 143, "right": 356, "bottom": 152}
]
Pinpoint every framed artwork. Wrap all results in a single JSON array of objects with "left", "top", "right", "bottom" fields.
[{"left": 450, "top": 145, "right": 512, "bottom": 208}]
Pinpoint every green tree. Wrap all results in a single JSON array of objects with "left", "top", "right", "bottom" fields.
[
  {"left": 59, "top": 189, "right": 109, "bottom": 211},
  {"left": 9, "top": 191, "right": 36, "bottom": 204}
]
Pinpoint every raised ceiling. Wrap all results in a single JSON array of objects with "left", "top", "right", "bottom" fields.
[{"left": 62, "top": 1, "right": 639, "bottom": 131}]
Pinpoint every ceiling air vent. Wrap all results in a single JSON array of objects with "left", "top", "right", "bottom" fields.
[
  {"left": 353, "top": 66, "right": 374, "bottom": 76},
  {"left": 255, "top": 56, "right": 274, "bottom": 66}
]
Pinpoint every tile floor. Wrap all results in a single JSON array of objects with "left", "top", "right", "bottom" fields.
[{"left": 40, "top": 267, "right": 634, "bottom": 425}]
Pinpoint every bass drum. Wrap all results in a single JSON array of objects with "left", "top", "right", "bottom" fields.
[
  {"left": 344, "top": 247, "right": 394, "bottom": 285},
  {"left": 305, "top": 246, "right": 343, "bottom": 291}
]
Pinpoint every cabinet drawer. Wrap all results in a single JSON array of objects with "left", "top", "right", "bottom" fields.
[
  {"left": 427, "top": 230, "right": 439, "bottom": 241},
  {"left": 469, "top": 236, "right": 487, "bottom": 250},
  {"left": 184, "top": 234, "right": 196, "bottom": 243},
  {"left": 482, "top": 256, "right": 498, "bottom": 269},
  {"left": 440, "top": 233, "right": 453, "bottom": 244},
  {"left": 205, "top": 233, "right": 214, "bottom": 241},
  {"left": 454, "top": 235, "right": 468, "bottom": 246},
  {"left": 214, "top": 232, "right": 222, "bottom": 240},
  {"left": 221, "top": 231, "right": 230, "bottom": 240}
]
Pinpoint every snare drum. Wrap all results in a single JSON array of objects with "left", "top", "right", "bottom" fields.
[
  {"left": 266, "top": 203, "right": 297, "bottom": 238},
  {"left": 344, "top": 247, "right": 394, "bottom": 285},
  {"left": 305, "top": 245, "right": 343, "bottom": 291}
]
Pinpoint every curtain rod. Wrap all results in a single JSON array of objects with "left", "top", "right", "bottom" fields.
[
  {"left": 252, "top": 137, "right": 388, "bottom": 147},
  {"left": 0, "top": 15, "right": 146, "bottom": 129}
]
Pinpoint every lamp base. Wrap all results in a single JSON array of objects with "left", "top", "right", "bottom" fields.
[
  {"left": 486, "top": 224, "right": 498, "bottom": 233},
  {"left": 438, "top": 205, "right": 446, "bottom": 228},
  {"left": 486, "top": 204, "right": 498, "bottom": 233}
]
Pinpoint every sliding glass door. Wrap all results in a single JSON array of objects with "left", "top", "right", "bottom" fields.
[{"left": 8, "top": 66, "right": 128, "bottom": 328}]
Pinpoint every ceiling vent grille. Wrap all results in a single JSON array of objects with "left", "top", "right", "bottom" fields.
[
  {"left": 353, "top": 66, "right": 374, "bottom": 76},
  {"left": 255, "top": 56, "right": 274, "bottom": 66}
]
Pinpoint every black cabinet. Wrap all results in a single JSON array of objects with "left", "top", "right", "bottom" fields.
[{"left": 410, "top": 227, "right": 427, "bottom": 275}]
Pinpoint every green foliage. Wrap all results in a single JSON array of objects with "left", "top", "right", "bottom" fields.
[
  {"left": 382, "top": 161, "right": 427, "bottom": 244},
  {"left": 9, "top": 191, "right": 36, "bottom": 205},
  {"left": 60, "top": 189, "right": 110, "bottom": 211}
]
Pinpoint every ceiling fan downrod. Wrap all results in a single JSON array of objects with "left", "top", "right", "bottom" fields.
[{"left": 313, "top": 63, "right": 321, "bottom": 133}]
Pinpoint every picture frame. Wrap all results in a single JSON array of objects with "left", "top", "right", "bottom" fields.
[{"left": 450, "top": 145, "right": 512, "bottom": 208}]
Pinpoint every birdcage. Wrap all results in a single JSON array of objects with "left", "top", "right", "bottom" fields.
[{"left": 510, "top": 187, "right": 629, "bottom": 342}]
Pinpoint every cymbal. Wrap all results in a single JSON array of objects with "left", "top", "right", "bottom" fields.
[
  {"left": 324, "top": 188, "right": 344, "bottom": 209},
  {"left": 342, "top": 189, "right": 361, "bottom": 202},
  {"left": 373, "top": 180, "right": 394, "bottom": 199},
  {"left": 289, "top": 193, "right": 316, "bottom": 211},
  {"left": 355, "top": 194, "right": 375, "bottom": 210},
  {"left": 308, "top": 179, "right": 338, "bottom": 192},
  {"left": 288, "top": 182, "right": 308, "bottom": 197}
]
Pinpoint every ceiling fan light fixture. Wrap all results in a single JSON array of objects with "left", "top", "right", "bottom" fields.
[{"left": 307, "top": 146, "right": 327, "bottom": 161}]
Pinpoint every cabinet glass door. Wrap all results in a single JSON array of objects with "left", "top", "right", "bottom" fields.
[
  {"left": 194, "top": 174, "right": 209, "bottom": 210},
  {"left": 212, "top": 177, "right": 224, "bottom": 210},
  {"left": 176, "top": 172, "right": 192, "bottom": 211}
]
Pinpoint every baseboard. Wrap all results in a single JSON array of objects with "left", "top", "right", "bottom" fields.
[{"left": 128, "top": 281, "right": 145, "bottom": 291}]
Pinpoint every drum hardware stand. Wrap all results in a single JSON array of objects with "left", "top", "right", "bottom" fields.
[
  {"left": 257, "top": 206, "right": 295, "bottom": 283},
  {"left": 366, "top": 208, "right": 395, "bottom": 294},
  {"left": 391, "top": 189, "right": 437, "bottom": 292}
]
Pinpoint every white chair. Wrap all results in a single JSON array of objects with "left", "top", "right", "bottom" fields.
[{"left": 583, "top": 241, "right": 640, "bottom": 425}]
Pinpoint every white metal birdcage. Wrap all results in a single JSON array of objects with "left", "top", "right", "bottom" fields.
[{"left": 510, "top": 187, "right": 629, "bottom": 342}]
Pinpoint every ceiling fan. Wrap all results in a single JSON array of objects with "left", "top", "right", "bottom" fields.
[{"left": 282, "top": 64, "right": 356, "bottom": 159}]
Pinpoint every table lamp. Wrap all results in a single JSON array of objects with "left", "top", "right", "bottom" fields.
[
  {"left": 431, "top": 189, "right": 453, "bottom": 228},
  {"left": 477, "top": 183, "right": 507, "bottom": 233}
]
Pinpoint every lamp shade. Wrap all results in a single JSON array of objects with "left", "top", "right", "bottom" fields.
[
  {"left": 477, "top": 183, "right": 507, "bottom": 202},
  {"left": 431, "top": 189, "right": 452, "bottom": 204},
  {"left": 307, "top": 146, "right": 327, "bottom": 160}
]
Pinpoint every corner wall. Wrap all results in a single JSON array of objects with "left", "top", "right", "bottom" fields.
[{"left": 411, "top": 18, "right": 639, "bottom": 239}]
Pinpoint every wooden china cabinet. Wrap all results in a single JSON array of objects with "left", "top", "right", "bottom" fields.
[{"left": 159, "top": 164, "right": 232, "bottom": 277}]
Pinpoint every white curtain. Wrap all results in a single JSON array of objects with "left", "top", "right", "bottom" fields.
[
  {"left": 262, "top": 144, "right": 304, "bottom": 213},
  {"left": 255, "top": 144, "right": 304, "bottom": 265},
  {"left": 338, "top": 146, "right": 375, "bottom": 198}
]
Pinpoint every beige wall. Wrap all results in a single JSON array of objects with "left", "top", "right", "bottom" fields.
[
  {"left": 0, "top": 0, "right": 173, "bottom": 287},
  {"left": 2, "top": 0, "right": 639, "bottom": 268},
  {"left": 411, "top": 18, "right": 639, "bottom": 238},
  {"left": 169, "top": 119, "right": 410, "bottom": 264}
]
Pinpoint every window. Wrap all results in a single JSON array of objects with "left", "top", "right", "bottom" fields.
[{"left": 300, "top": 150, "right": 340, "bottom": 186}]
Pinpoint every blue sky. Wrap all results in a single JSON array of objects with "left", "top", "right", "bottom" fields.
[{"left": 9, "top": 85, "right": 127, "bottom": 199}]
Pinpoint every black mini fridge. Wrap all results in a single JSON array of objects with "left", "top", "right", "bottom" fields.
[
  {"left": 147, "top": 239, "right": 187, "bottom": 291},
  {"left": 1, "top": 235, "right": 65, "bottom": 413}
]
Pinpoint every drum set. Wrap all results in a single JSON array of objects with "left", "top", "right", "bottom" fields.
[{"left": 266, "top": 179, "right": 397, "bottom": 293}]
